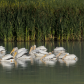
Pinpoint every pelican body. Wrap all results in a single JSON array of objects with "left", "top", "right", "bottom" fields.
[
  {"left": 1, "top": 54, "right": 14, "bottom": 63},
  {"left": 10, "top": 47, "right": 31, "bottom": 60}
]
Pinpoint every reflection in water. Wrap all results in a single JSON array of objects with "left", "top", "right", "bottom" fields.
[
  {"left": 0, "top": 57, "right": 78, "bottom": 70},
  {"left": 1, "top": 61, "right": 14, "bottom": 70},
  {"left": 42, "top": 60, "right": 57, "bottom": 67},
  {"left": 15, "top": 59, "right": 28, "bottom": 68},
  {"left": 64, "top": 59, "right": 77, "bottom": 66}
]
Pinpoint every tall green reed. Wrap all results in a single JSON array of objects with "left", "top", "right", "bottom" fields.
[{"left": 0, "top": 0, "right": 84, "bottom": 41}]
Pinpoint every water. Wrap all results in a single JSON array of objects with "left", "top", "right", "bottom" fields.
[{"left": 0, "top": 41, "right": 83, "bottom": 84}]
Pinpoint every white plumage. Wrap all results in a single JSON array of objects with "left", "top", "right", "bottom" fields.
[{"left": 0, "top": 45, "right": 78, "bottom": 68}]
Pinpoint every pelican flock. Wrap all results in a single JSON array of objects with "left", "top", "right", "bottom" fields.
[{"left": 0, "top": 45, "right": 78, "bottom": 69}]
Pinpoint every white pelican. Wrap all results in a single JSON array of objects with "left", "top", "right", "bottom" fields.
[
  {"left": 56, "top": 52, "right": 78, "bottom": 60},
  {"left": 35, "top": 45, "right": 47, "bottom": 51},
  {"left": 29, "top": 46, "right": 49, "bottom": 57},
  {"left": 0, "top": 46, "right": 6, "bottom": 57},
  {"left": 54, "top": 47, "right": 65, "bottom": 55},
  {"left": 62, "top": 54, "right": 78, "bottom": 60},
  {"left": 0, "top": 47, "right": 20, "bottom": 62},
  {"left": 10, "top": 47, "right": 31, "bottom": 60},
  {"left": 0, "top": 47, "right": 27, "bottom": 63},
  {"left": 10, "top": 47, "right": 27, "bottom": 55}
]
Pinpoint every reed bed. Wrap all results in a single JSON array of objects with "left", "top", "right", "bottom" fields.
[{"left": 0, "top": 0, "right": 84, "bottom": 41}]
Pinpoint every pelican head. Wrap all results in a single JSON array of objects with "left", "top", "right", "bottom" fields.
[{"left": 10, "top": 47, "right": 18, "bottom": 54}]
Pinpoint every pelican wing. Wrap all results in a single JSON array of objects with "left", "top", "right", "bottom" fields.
[
  {"left": 38, "top": 50, "right": 48, "bottom": 54},
  {"left": 2, "top": 54, "right": 13, "bottom": 60},
  {"left": 36, "top": 46, "right": 46, "bottom": 49},
  {"left": 18, "top": 55, "right": 31, "bottom": 61},
  {"left": 54, "top": 47, "right": 65, "bottom": 51},
  {"left": 16, "top": 49, "right": 28, "bottom": 58},
  {"left": 32, "top": 49, "right": 39, "bottom": 53},
  {"left": 35, "top": 53, "right": 45, "bottom": 57},
  {"left": 36, "top": 46, "right": 47, "bottom": 51},
  {"left": 18, "top": 48, "right": 26, "bottom": 53}
]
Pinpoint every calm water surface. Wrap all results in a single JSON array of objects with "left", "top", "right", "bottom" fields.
[{"left": 0, "top": 41, "right": 83, "bottom": 84}]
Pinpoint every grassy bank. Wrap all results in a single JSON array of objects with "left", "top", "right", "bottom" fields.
[{"left": 0, "top": 0, "right": 84, "bottom": 41}]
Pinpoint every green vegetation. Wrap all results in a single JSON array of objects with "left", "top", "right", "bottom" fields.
[{"left": 0, "top": 0, "right": 84, "bottom": 41}]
